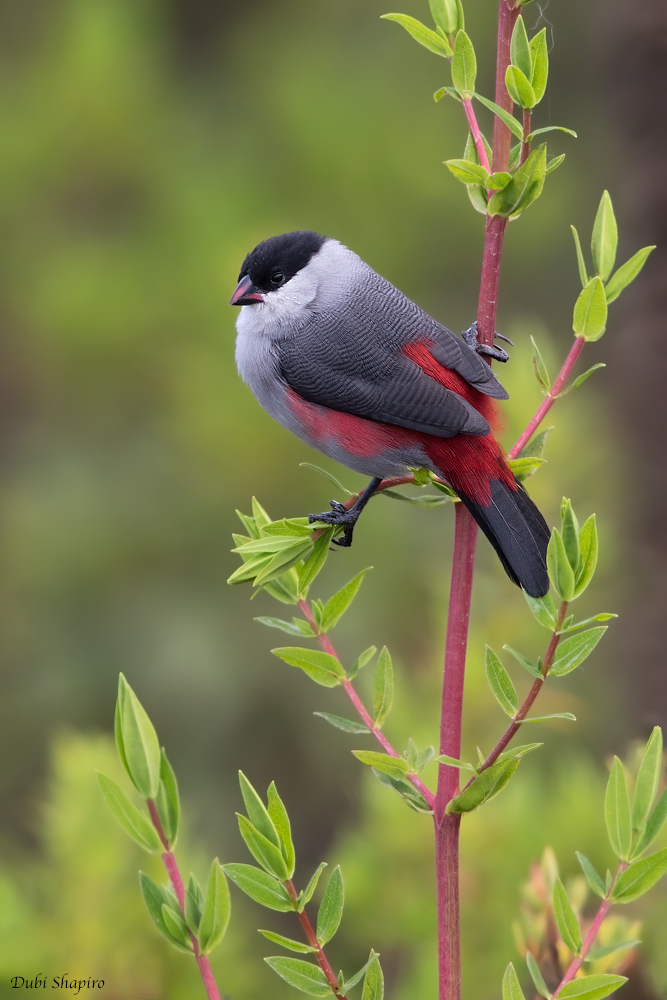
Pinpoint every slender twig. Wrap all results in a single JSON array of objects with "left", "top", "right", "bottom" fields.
[
  {"left": 147, "top": 800, "right": 222, "bottom": 1000},
  {"left": 284, "top": 880, "right": 347, "bottom": 998},
  {"left": 492, "top": 1, "right": 520, "bottom": 174},
  {"left": 520, "top": 109, "right": 532, "bottom": 165},
  {"left": 552, "top": 862, "right": 628, "bottom": 996},
  {"left": 462, "top": 97, "right": 492, "bottom": 174},
  {"left": 298, "top": 599, "right": 436, "bottom": 810}
]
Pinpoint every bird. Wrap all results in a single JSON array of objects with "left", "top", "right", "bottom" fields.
[{"left": 230, "top": 231, "right": 550, "bottom": 598}]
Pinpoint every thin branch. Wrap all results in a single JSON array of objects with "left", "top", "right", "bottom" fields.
[
  {"left": 284, "top": 880, "right": 347, "bottom": 998},
  {"left": 298, "top": 599, "right": 436, "bottom": 810},
  {"left": 462, "top": 97, "right": 492, "bottom": 173},
  {"left": 147, "top": 800, "right": 222, "bottom": 1000}
]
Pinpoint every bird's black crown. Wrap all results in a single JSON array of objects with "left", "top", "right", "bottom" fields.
[{"left": 239, "top": 231, "right": 327, "bottom": 292}]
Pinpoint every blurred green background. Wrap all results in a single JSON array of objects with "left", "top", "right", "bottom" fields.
[{"left": 0, "top": 0, "right": 665, "bottom": 997}]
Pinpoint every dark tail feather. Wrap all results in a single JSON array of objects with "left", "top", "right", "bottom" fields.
[{"left": 456, "top": 478, "right": 550, "bottom": 598}]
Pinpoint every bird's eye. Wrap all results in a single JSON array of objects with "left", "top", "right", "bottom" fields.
[{"left": 271, "top": 271, "right": 285, "bottom": 286}]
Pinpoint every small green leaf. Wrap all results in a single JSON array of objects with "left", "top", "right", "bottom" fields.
[
  {"left": 573, "top": 277, "right": 608, "bottom": 341},
  {"left": 259, "top": 930, "right": 317, "bottom": 953},
  {"left": 531, "top": 335, "right": 551, "bottom": 390},
  {"left": 633, "top": 727, "right": 663, "bottom": 833},
  {"left": 523, "top": 713, "right": 576, "bottom": 723},
  {"left": 488, "top": 144, "right": 546, "bottom": 219},
  {"left": 300, "top": 862, "right": 328, "bottom": 911},
  {"left": 380, "top": 14, "right": 452, "bottom": 57},
  {"left": 222, "top": 863, "right": 294, "bottom": 912},
  {"left": 570, "top": 364, "right": 606, "bottom": 391},
  {"left": 361, "top": 954, "right": 384, "bottom": 1000},
  {"left": 605, "top": 757, "right": 633, "bottom": 860},
  {"left": 98, "top": 774, "right": 162, "bottom": 853},
  {"left": 343, "top": 951, "right": 381, "bottom": 992},
  {"left": 185, "top": 874, "right": 203, "bottom": 934},
  {"left": 557, "top": 975, "right": 628, "bottom": 1000},
  {"left": 502, "top": 645, "right": 542, "bottom": 679},
  {"left": 297, "top": 530, "right": 334, "bottom": 594},
  {"left": 434, "top": 86, "right": 461, "bottom": 102},
  {"left": 257, "top": 541, "right": 315, "bottom": 588},
  {"left": 605, "top": 246, "right": 655, "bottom": 303},
  {"left": 197, "top": 860, "right": 231, "bottom": 954},
  {"left": 428, "top": 0, "right": 463, "bottom": 34},
  {"left": 161, "top": 903, "right": 192, "bottom": 950},
  {"left": 254, "top": 616, "right": 315, "bottom": 637},
  {"left": 527, "top": 952, "right": 551, "bottom": 999},
  {"left": 473, "top": 93, "right": 524, "bottom": 140},
  {"left": 314, "top": 712, "right": 369, "bottom": 735},
  {"left": 613, "top": 847, "right": 667, "bottom": 903},
  {"left": 445, "top": 158, "right": 490, "bottom": 186},
  {"left": 488, "top": 171, "right": 512, "bottom": 190},
  {"left": 238, "top": 772, "right": 280, "bottom": 848},
  {"left": 547, "top": 529, "right": 576, "bottom": 602},
  {"left": 348, "top": 645, "right": 377, "bottom": 680},
  {"left": 320, "top": 568, "right": 371, "bottom": 632},
  {"left": 529, "top": 28, "right": 549, "bottom": 102},
  {"left": 495, "top": 743, "right": 543, "bottom": 764},
  {"left": 263, "top": 568, "right": 301, "bottom": 606},
  {"left": 437, "top": 754, "right": 477, "bottom": 772},
  {"left": 528, "top": 126, "right": 577, "bottom": 140},
  {"left": 574, "top": 515, "right": 598, "bottom": 597},
  {"left": 591, "top": 191, "right": 618, "bottom": 282},
  {"left": 560, "top": 498, "right": 581, "bottom": 573},
  {"left": 634, "top": 788, "right": 667, "bottom": 856},
  {"left": 507, "top": 456, "right": 546, "bottom": 481},
  {"left": 373, "top": 646, "right": 394, "bottom": 728},
  {"left": 447, "top": 759, "right": 519, "bottom": 814},
  {"left": 116, "top": 674, "right": 162, "bottom": 800},
  {"left": 546, "top": 153, "right": 566, "bottom": 175},
  {"left": 485, "top": 647, "right": 519, "bottom": 717},
  {"left": 571, "top": 226, "right": 590, "bottom": 288},
  {"left": 576, "top": 852, "right": 606, "bottom": 899},
  {"left": 140, "top": 872, "right": 189, "bottom": 950},
  {"left": 272, "top": 647, "right": 345, "bottom": 688},
  {"left": 451, "top": 30, "right": 477, "bottom": 98},
  {"left": 267, "top": 782, "right": 296, "bottom": 878},
  {"left": 502, "top": 962, "right": 527, "bottom": 1000},
  {"left": 381, "top": 489, "right": 449, "bottom": 506},
  {"left": 524, "top": 591, "right": 557, "bottom": 628},
  {"left": 237, "top": 814, "right": 290, "bottom": 880},
  {"left": 510, "top": 16, "right": 532, "bottom": 81},
  {"left": 585, "top": 940, "right": 641, "bottom": 962},
  {"left": 505, "top": 65, "right": 536, "bottom": 109},
  {"left": 558, "top": 613, "right": 617, "bottom": 634},
  {"left": 265, "top": 957, "right": 332, "bottom": 997},
  {"left": 251, "top": 496, "right": 271, "bottom": 529},
  {"left": 352, "top": 750, "right": 410, "bottom": 781},
  {"left": 299, "top": 464, "right": 354, "bottom": 496},
  {"left": 553, "top": 878, "right": 582, "bottom": 954},
  {"left": 155, "top": 749, "right": 180, "bottom": 850},
  {"left": 316, "top": 865, "right": 344, "bottom": 945},
  {"left": 372, "top": 768, "right": 432, "bottom": 813}
]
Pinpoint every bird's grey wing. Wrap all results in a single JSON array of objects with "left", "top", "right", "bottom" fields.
[{"left": 425, "top": 319, "right": 509, "bottom": 401}]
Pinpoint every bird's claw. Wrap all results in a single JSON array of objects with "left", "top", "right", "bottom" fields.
[
  {"left": 309, "top": 502, "right": 358, "bottom": 547},
  {"left": 462, "top": 321, "right": 511, "bottom": 363}
]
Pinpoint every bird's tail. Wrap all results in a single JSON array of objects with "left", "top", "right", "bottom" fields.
[{"left": 456, "top": 477, "right": 550, "bottom": 598}]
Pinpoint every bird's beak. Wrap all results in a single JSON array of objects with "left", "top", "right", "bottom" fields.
[{"left": 230, "top": 275, "right": 264, "bottom": 306}]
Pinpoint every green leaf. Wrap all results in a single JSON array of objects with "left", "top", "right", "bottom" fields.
[
  {"left": 488, "top": 171, "right": 512, "bottom": 190},
  {"left": 591, "top": 191, "right": 618, "bottom": 282},
  {"left": 320, "top": 568, "right": 371, "bottom": 632},
  {"left": 259, "top": 930, "right": 317, "bottom": 954},
  {"left": 297, "top": 530, "right": 335, "bottom": 595},
  {"left": 352, "top": 750, "right": 410, "bottom": 781},
  {"left": 510, "top": 16, "right": 532, "bottom": 81},
  {"left": 316, "top": 865, "right": 344, "bottom": 945},
  {"left": 255, "top": 616, "right": 315, "bottom": 637},
  {"left": 314, "top": 712, "right": 369, "bottom": 735},
  {"left": 557, "top": 976, "right": 628, "bottom": 1000},
  {"left": 343, "top": 951, "right": 381, "bottom": 992},
  {"left": 380, "top": 14, "right": 452, "bottom": 57},
  {"left": 445, "top": 158, "right": 490, "bottom": 186},
  {"left": 523, "top": 713, "right": 576, "bottom": 723},
  {"left": 434, "top": 85, "right": 462, "bottom": 102},
  {"left": 361, "top": 954, "right": 384, "bottom": 1000},
  {"left": 508, "top": 456, "right": 546, "bottom": 481},
  {"left": 613, "top": 847, "right": 667, "bottom": 902},
  {"left": 526, "top": 952, "right": 551, "bottom": 999},
  {"left": 473, "top": 92, "right": 524, "bottom": 140},
  {"left": 547, "top": 529, "right": 576, "bottom": 602},
  {"left": 570, "top": 364, "right": 606, "bottom": 391},
  {"left": 373, "top": 646, "right": 394, "bottom": 728},
  {"left": 488, "top": 144, "right": 546, "bottom": 219},
  {"left": 576, "top": 852, "right": 606, "bottom": 899},
  {"left": 574, "top": 515, "right": 598, "bottom": 597},
  {"left": 502, "top": 644, "right": 542, "bottom": 679},
  {"left": 495, "top": 743, "right": 543, "bottom": 764},
  {"left": 560, "top": 498, "right": 581, "bottom": 572},
  {"left": 348, "top": 645, "right": 377, "bottom": 680},
  {"left": 237, "top": 814, "right": 290, "bottom": 880},
  {"left": 238, "top": 771, "right": 280, "bottom": 848},
  {"left": 272, "top": 647, "right": 345, "bottom": 688},
  {"left": 447, "top": 759, "right": 519, "bottom": 814},
  {"left": 97, "top": 774, "right": 162, "bottom": 853},
  {"left": 505, "top": 65, "right": 536, "bottom": 109},
  {"left": 116, "top": 674, "right": 162, "bottom": 800},
  {"left": 634, "top": 788, "right": 667, "bottom": 856},
  {"left": 606, "top": 757, "right": 633, "bottom": 860},
  {"left": 265, "top": 957, "right": 332, "bottom": 997},
  {"left": 485, "top": 647, "right": 518, "bottom": 717},
  {"left": 372, "top": 768, "right": 431, "bottom": 812},
  {"left": 198, "top": 860, "right": 231, "bottom": 954},
  {"left": 381, "top": 488, "right": 449, "bottom": 506},
  {"left": 605, "top": 246, "right": 655, "bottom": 303},
  {"left": 546, "top": 153, "right": 566, "bottom": 175},
  {"left": 299, "top": 463, "right": 354, "bottom": 496},
  {"left": 531, "top": 335, "right": 550, "bottom": 390},
  {"left": 586, "top": 940, "right": 641, "bottom": 962},
  {"left": 267, "top": 782, "right": 296, "bottom": 878},
  {"left": 437, "top": 754, "right": 477, "bottom": 771},
  {"left": 553, "top": 878, "right": 582, "bottom": 954},
  {"left": 263, "top": 569, "right": 301, "bottom": 606},
  {"left": 300, "top": 862, "right": 327, "bottom": 911},
  {"left": 235, "top": 508, "right": 260, "bottom": 539},
  {"left": 529, "top": 28, "right": 549, "bottom": 102},
  {"left": 428, "top": 0, "right": 462, "bottom": 34},
  {"left": 502, "top": 962, "right": 527, "bottom": 1000},
  {"left": 161, "top": 902, "right": 192, "bottom": 950},
  {"left": 558, "top": 613, "right": 617, "bottom": 635},
  {"left": 233, "top": 534, "right": 311, "bottom": 556},
  {"left": 185, "top": 874, "right": 203, "bottom": 934},
  {"left": 528, "top": 126, "right": 577, "bottom": 140},
  {"left": 140, "top": 873, "right": 178, "bottom": 946},
  {"left": 633, "top": 727, "right": 663, "bottom": 833},
  {"left": 573, "top": 277, "right": 608, "bottom": 342},
  {"left": 451, "top": 30, "right": 477, "bottom": 98},
  {"left": 222, "top": 863, "right": 294, "bottom": 912},
  {"left": 155, "top": 749, "right": 180, "bottom": 850},
  {"left": 571, "top": 226, "right": 589, "bottom": 287},
  {"left": 256, "top": 540, "right": 314, "bottom": 589},
  {"left": 251, "top": 496, "right": 271, "bottom": 529},
  {"left": 524, "top": 591, "right": 557, "bottom": 629}
]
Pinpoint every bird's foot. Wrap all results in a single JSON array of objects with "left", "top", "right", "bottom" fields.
[
  {"left": 462, "top": 320, "right": 512, "bottom": 363},
  {"left": 309, "top": 500, "right": 359, "bottom": 547}
]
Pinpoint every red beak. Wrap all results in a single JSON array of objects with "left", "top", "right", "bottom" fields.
[{"left": 230, "top": 274, "right": 264, "bottom": 306}]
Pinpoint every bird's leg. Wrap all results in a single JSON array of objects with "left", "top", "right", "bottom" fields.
[
  {"left": 308, "top": 476, "right": 383, "bottom": 547},
  {"left": 462, "top": 320, "right": 512, "bottom": 362}
]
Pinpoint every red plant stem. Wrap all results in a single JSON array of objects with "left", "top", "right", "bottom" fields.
[
  {"left": 520, "top": 108, "right": 532, "bottom": 165},
  {"left": 147, "top": 800, "right": 221, "bottom": 1000},
  {"left": 284, "top": 879, "right": 347, "bottom": 997},
  {"left": 477, "top": 214, "right": 508, "bottom": 346},
  {"left": 462, "top": 97, "right": 491, "bottom": 173},
  {"left": 492, "top": 1, "right": 520, "bottom": 173},
  {"left": 552, "top": 863, "right": 627, "bottom": 996},
  {"left": 298, "top": 599, "right": 436, "bottom": 809},
  {"left": 510, "top": 336, "right": 587, "bottom": 459}
]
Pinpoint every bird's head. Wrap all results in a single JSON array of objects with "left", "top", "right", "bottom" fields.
[{"left": 230, "top": 231, "right": 328, "bottom": 307}]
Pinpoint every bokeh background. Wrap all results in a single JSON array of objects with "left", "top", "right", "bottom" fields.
[{"left": 0, "top": 0, "right": 665, "bottom": 997}]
